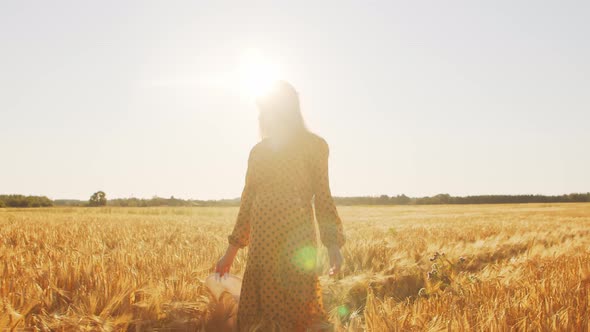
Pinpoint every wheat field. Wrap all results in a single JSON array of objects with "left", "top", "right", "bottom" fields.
[{"left": 1, "top": 203, "right": 589, "bottom": 331}]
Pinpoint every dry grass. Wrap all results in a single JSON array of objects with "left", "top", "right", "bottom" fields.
[{"left": 1, "top": 204, "right": 590, "bottom": 331}]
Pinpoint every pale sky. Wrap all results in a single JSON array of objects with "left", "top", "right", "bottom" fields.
[{"left": 1, "top": 1, "right": 589, "bottom": 200}]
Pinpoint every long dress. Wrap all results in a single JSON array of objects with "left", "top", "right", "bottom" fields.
[{"left": 228, "top": 132, "right": 346, "bottom": 331}]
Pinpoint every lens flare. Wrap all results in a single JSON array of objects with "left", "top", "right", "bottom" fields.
[
  {"left": 337, "top": 305, "right": 350, "bottom": 318},
  {"left": 239, "top": 49, "right": 282, "bottom": 99},
  {"left": 292, "top": 246, "right": 317, "bottom": 272}
]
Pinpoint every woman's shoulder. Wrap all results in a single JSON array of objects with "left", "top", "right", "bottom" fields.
[
  {"left": 249, "top": 132, "right": 329, "bottom": 157},
  {"left": 248, "top": 137, "right": 280, "bottom": 158},
  {"left": 306, "top": 132, "right": 329, "bottom": 153},
  {"left": 249, "top": 140, "right": 267, "bottom": 157},
  {"left": 304, "top": 131, "right": 328, "bottom": 147}
]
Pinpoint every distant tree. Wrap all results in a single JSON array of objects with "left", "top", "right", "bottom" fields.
[
  {"left": 397, "top": 194, "right": 411, "bottom": 205},
  {"left": 89, "top": 191, "right": 107, "bottom": 207},
  {"left": 435, "top": 193, "right": 451, "bottom": 204}
]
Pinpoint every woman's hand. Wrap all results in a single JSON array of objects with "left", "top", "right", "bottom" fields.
[
  {"left": 215, "top": 245, "right": 239, "bottom": 281},
  {"left": 328, "top": 245, "right": 343, "bottom": 277}
]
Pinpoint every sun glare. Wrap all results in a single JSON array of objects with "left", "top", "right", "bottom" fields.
[{"left": 239, "top": 49, "right": 282, "bottom": 99}]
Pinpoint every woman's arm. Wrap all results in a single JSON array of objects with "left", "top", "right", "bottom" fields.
[
  {"left": 227, "top": 148, "right": 256, "bottom": 248},
  {"left": 313, "top": 138, "right": 346, "bottom": 249},
  {"left": 313, "top": 138, "right": 345, "bottom": 275},
  {"left": 216, "top": 148, "right": 256, "bottom": 277}
]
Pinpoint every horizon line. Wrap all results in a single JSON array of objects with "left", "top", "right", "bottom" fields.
[{"left": 2, "top": 191, "right": 589, "bottom": 202}]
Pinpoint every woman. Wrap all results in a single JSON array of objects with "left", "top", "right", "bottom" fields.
[{"left": 215, "top": 80, "right": 346, "bottom": 331}]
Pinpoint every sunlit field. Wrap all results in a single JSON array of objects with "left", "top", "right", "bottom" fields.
[{"left": 2, "top": 204, "right": 590, "bottom": 331}]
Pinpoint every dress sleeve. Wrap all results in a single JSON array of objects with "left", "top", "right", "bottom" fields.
[
  {"left": 228, "top": 148, "right": 257, "bottom": 248},
  {"left": 313, "top": 139, "right": 346, "bottom": 248}
]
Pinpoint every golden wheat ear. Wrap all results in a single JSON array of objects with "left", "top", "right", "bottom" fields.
[{"left": 204, "top": 291, "right": 238, "bottom": 332}]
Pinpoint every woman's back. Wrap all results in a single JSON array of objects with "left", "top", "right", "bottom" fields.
[
  {"left": 227, "top": 131, "right": 345, "bottom": 331},
  {"left": 249, "top": 131, "right": 326, "bottom": 198}
]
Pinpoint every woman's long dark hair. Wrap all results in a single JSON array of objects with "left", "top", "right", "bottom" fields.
[{"left": 256, "top": 80, "right": 309, "bottom": 141}]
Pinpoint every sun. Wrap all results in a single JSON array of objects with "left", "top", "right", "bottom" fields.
[{"left": 238, "top": 49, "right": 282, "bottom": 99}]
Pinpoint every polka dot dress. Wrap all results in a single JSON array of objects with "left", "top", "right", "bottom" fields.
[{"left": 228, "top": 132, "right": 346, "bottom": 331}]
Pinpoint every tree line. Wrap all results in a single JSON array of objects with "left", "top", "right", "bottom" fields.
[
  {"left": 53, "top": 195, "right": 240, "bottom": 207},
  {"left": 2, "top": 192, "right": 589, "bottom": 208},
  {"left": 333, "top": 193, "right": 590, "bottom": 205},
  {"left": 0, "top": 195, "right": 53, "bottom": 208}
]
